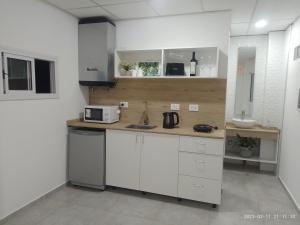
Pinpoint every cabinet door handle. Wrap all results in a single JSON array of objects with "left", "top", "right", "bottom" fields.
[{"left": 136, "top": 135, "right": 138, "bottom": 143}]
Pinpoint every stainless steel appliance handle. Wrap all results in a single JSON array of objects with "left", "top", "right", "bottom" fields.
[
  {"left": 71, "top": 130, "right": 104, "bottom": 136},
  {"left": 86, "top": 67, "right": 99, "bottom": 71}
]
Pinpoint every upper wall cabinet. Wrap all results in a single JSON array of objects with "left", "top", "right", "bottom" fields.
[{"left": 115, "top": 47, "right": 227, "bottom": 79}]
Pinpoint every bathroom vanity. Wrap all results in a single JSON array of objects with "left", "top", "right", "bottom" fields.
[{"left": 225, "top": 123, "right": 280, "bottom": 174}]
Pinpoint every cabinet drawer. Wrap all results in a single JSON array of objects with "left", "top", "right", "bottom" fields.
[
  {"left": 179, "top": 136, "right": 224, "bottom": 156},
  {"left": 178, "top": 175, "right": 221, "bottom": 204},
  {"left": 179, "top": 152, "right": 222, "bottom": 180}
]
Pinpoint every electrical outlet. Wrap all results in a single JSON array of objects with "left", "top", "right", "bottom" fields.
[
  {"left": 120, "top": 101, "right": 128, "bottom": 108},
  {"left": 189, "top": 104, "right": 199, "bottom": 112},
  {"left": 170, "top": 103, "right": 180, "bottom": 111}
]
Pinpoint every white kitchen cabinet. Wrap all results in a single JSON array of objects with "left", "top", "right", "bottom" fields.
[
  {"left": 140, "top": 133, "right": 179, "bottom": 197},
  {"left": 105, "top": 129, "right": 224, "bottom": 206},
  {"left": 178, "top": 136, "right": 224, "bottom": 205},
  {"left": 178, "top": 175, "right": 222, "bottom": 205},
  {"left": 179, "top": 152, "right": 223, "bottom": 180},
  {"left": 179, "top": 136, "right": 224, "bottom": 156},
  {"left": 106, "top": 129, "right": 141, "bottom": 190}
]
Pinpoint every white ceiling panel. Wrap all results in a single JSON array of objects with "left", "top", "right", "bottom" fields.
[
  {"left": 148, "top": 0, "right": 203, "bottom": 16},
  {"left": 253, "top": 0, "right": 300, "bottom": 21},
  {"left": 43, "top": 0, "right": 300, "bottom": 36},
  {"left": 45, "top": 0, "right": 97, "bottom": 9},
  {"left": 231, "top": 23, "right": 249, "bottom": 36},
  {"left": 248, "top": 18, "right": 294, "bottom": 35},
  {"left": 93, "top": 0, "right": 142, "bottom": 5},
  {"left": 68, "top": 7, "right": 112, "bottom": 18},
  {"left": 103, "top": 2, "right": 157, "bottom": 19},
  {"left": 202, "top": 0, "right": 257, "bottom": 23}
]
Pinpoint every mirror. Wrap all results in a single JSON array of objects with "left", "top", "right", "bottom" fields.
[{"left": 234, "top": 47, "right": 256, "bottom": 118}]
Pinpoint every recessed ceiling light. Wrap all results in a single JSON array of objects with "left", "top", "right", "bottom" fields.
[{"left": 255, "top": 20, "right": 268, "bottom": 28}]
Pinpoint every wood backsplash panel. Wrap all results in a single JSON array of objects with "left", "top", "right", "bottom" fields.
[{"left": 89, "top": 78, "right": 227, "bottom": 128}]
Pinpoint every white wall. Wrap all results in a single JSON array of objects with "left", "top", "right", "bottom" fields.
[
  {"left": 116, "top": 11, "right": 231, "bottom": 53},
  {"left": 263, "top": 31, "right": 290, "bottom": 128},
  {"left": 0, "top": 0, "right": 87, "bottom": 219},
  {"left": 279, "top": 19, "right": 300, "bottom": 210},
  {"left": 226, "top": 36, "right": 268, "bottom": 123},
  {"left": 226, "top": 33, "right": 289, "bottom": 128}
]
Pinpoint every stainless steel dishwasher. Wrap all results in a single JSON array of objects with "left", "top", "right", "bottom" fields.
[{"left": 68, "top": 128, "right": 105, "bottom": 190}]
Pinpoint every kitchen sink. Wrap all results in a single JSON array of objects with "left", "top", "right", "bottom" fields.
[{"left": 126, "top": 124, "right": 157, "bottom": 130}]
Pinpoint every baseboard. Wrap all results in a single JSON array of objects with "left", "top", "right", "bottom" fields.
[
  {"left": 279, "top": 176, "right": 300, "bottom": 212},
  {"left": 0, "top": 182, "right": 67, "bottom": 224}
]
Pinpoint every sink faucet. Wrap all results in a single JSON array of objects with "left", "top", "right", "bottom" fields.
[
  {"left": 241, "top": 110, "right": 246, "bottom": 119},
  {"left": 140, "top": 101, "right": 149, "bottom": 125}
]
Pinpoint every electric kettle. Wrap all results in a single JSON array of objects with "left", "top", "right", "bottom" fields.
[{"left": 163, "top": 112, "right": 179, "bottom": 129}]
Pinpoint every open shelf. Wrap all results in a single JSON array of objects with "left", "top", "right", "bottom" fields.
[
  {"left": 224, "top": 152, "right": 277, "bottom": 164},
  {"left": 115, "top": 76, "right": 226, "bottom": 79},
  {"left": 115, "top": 49, "right": 163, "bottom": 77},
  {"left": 163, "top": 47, "right": 218, "bottom": 77},
  {"left": 114, "top": 47, "right": 227, "bottom": 79}
]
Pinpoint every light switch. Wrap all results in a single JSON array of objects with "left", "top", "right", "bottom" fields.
[
  {"left": 189, "top": 104, "right": 199, "bottom": 112},
  {"left": 170, "top": 103, "right": 180, "bottom": 111}
]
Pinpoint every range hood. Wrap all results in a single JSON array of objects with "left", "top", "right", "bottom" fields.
[{"left": 78, "top": 17, "right": 116, "bottom": 87}]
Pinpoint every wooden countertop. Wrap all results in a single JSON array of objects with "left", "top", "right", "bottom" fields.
[
  {"left": 66, "top": 119, "right": 225, "bottom": 139},
  {"left": 226, "top": 123, "right": 280, "bottom": 140}
]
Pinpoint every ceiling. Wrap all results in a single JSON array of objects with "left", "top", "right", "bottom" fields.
[{"left": 43, "top": 0, "right": 300, "bottom": 36}]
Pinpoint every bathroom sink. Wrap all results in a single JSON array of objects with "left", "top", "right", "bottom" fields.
[
  {"left": 126, "top": 124, "right": 157, "bottom": 130},
  {"left": 232, "top": 118, "right": 256, "bottom": 129}
]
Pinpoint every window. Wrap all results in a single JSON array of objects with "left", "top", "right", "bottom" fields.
[
  {"left": 3, "top": 53, "right": 35, "bottom": 94},
  {"left": 1, "top": 50, "right": 57, "bottom": 100},
  {"left": 35, "top": 59, "right": 55, "bottom": 94}
]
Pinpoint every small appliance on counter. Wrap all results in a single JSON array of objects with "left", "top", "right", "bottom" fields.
[
  {"left": 84, "top": 105, "right": 120, "bottom": 123},
  {"left": 163, "top": 112, "right": 179, "bottom": 129},
  {"left": 166, "top": 63, "right": 185, "bottom": 76},
  {"left": 193, "top": 124, "right": 218, "bottom": 133}
]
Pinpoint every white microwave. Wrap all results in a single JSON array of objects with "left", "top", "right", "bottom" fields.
[{"left": 84, "top": 105, "right": 120, "bottom": 124}]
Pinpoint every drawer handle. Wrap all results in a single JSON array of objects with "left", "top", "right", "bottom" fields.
[
  {"left": 194, "top": 160, "right": 206, "bottom": 170},
  {"left": 196, "top": 143, "right": 207, "bottom": 152},
  {"left": 193, "top": 183, "right": 205, "bottom": 189},
  {"left": 196, "top": 143, "right": 207, "bottom": 147}
]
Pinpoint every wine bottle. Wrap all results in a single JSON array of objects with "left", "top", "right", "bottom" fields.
[{"left": 190, "top": 51, "right": 198, "bottom": 76}]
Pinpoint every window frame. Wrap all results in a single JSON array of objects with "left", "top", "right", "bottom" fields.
[
  {"left": 0, "top": 47, "right": 59, "bottom": 101},
  {"left": 3, "top": 52, "right": 36, "bottom": 96}
]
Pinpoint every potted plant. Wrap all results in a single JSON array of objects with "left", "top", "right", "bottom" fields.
[
  {"left": 119, "top": 61, "right": 134, "bottom": 76},
  {"left": 236, "top": 134, "right": 257, "bottom": 158}
]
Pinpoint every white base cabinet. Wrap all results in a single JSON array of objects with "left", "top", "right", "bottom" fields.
[
  {"left": 106, "top": 130, "right": 141, "bottom": 190},
  {"left": 178, "top": 175, "right": 222, "bottom": 204},
  {"left": 106, "top": 129, "right": 224, "bottom": 205},
  {"left": 140, "top": 133, "right": 179, "bottom": 196},
  {"left": 179, "top": 152, "right": 223, "bottom": 180}
]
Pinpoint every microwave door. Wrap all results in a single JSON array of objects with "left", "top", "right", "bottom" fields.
[{"left": 85, "top": 108, "right": 103, "bottom": 121}]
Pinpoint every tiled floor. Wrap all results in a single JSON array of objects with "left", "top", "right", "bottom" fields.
[{"left": 3, "top": 170, "right": 299, "bottom": 225}]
